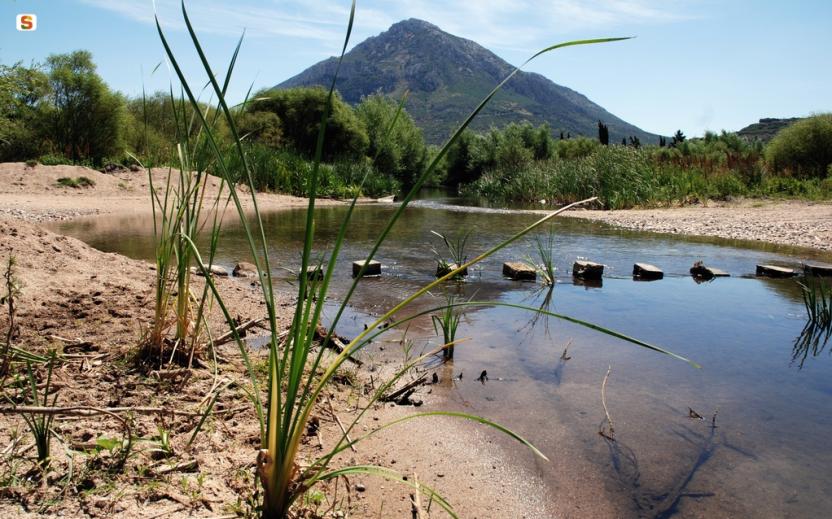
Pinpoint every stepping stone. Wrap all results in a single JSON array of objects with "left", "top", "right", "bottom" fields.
[
  {"left": 503, "top": 261, "right": 537, "bottom": 281},
  {"left": 804, "top": 262, "right": 832, "bottom": 277},
  {"left": 352, "top": 260, "right": 381, "bottom": 277},
  {"left": 232, "top": 261, "right": 259, "bottom": 278},
  {"left": 633, "top": 263, "right": 663, "bottom": 280},
  {"left": 756, "top": 264, "right": 798, "bottom": 278},
  {"left": 301, "top": 265, "right": 324, "bottom": 280},
  {"left": 690, "top": 263, "right": 729, "bottom": 280},
  {"left": 573, "top": 260, "right": 604, "bottom": 280},
  {"left": 436, "top": 262, "right": 468, "bottom": 278},
  {"left": 191, "top": 265, "right": 228, "bottom": 277}
]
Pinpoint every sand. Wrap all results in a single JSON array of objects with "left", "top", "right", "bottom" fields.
[
  {"left": 0, "top": 162, "right": 336, "bottom": 223},
  {"left": 564, "top": 199, "right": 832, "bottom": 252}
]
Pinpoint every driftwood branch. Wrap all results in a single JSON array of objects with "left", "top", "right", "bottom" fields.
[
  {"left": 381, "top": 375, "right": 426, "bottom": 403},
  {"left": 213, "top": 318, "right": 268, "bottom": 347},
  {"left": 314, "top": 325, "right": 363, "bottom": 366}
]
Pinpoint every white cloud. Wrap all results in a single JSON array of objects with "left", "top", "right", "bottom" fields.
[{"left": 80, "top": 0, "right": 696, "bottom": 51}]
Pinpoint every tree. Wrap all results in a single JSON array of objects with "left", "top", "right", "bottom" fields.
[
  {"left": 250, "top": 87, "right": 368, "bottom": 161},
  {"left": 598, "top": 121, "right": 609, "bottom": 145},
  {"left": 765, "top": 114, "right": 832, "bottom": 178},
  {"left": 531, "top": 124, "right": 554, "bottom": 160},
  {"left": 444, "top": 129, "right": 478, "bottom": 187},
  {"left": 628, "top": 136, "right": 641, "bottom": 148},
  {"left": 495, "top": 131, "right": 533, "bottom": 174},
  {"left": 0, "top": 62, "right": 49, "bottom": 161},
  {"left": 43, "top": 50, "right": 125, "bottom": 164},
  {"left": 238, "top": 111, "right": 282, "bottom": 148},
  {"left": 658, "top": 136, "right": 666, "bottom": 147},
  {"left": 671, "top": 130, "right": 686, "bottom": 147},
  {"left": 354, "top": 94, "right": 427, "bottom": 187}
]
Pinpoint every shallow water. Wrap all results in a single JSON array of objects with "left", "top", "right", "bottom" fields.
[{"left": 52, "top": 198, "right": 832, "bottom": 518}]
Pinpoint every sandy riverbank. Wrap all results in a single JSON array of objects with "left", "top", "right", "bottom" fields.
[
  {"left": 0, "top": 162, "right": 341, "bottom": 223},
  {"left": 0, "top": 217, "right": 553, "bottom": 517},
  {"left": 565, "top": 199, "right": 832, "bottom": 252}
]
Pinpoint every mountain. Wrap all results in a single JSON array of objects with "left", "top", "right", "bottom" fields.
[
  {"left": 736, "top": 118, "right": 803, "bottom": 143},
  {"left": 275, "top": 19, "right": 658, "bottom": 145}
]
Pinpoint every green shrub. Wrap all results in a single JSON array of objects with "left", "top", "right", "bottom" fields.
[
  {"left": 709, "top": 172, "right": 747, "bottom": 199},
  {"left": 39, "top": 154, "right": 72, "bottom": 166},
  {"left": 766, "top": 114, "right": 832, "bottom": 178},
  {"left": 238, "top": 111, "right": 282, "bottom": 147},
  {"left": 555, "top": 136, "right": 598, "bottom": 159},
  {"left": 227, "top": 144, "right": 398, "bottom": 199},
  {"left": 56, "top": 176, "right": 95, "bottom": 188},
  {"left": 24, "top": 159, "right": 37, "bottom": 168}
]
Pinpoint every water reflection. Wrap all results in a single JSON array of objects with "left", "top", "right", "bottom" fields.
[{"left": 792, "top": 324, "right": 832, "bottom": 368}]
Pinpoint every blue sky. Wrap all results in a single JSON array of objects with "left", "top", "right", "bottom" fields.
[{"left": 2, "top": 0, "right": 830, "bottom": 137}]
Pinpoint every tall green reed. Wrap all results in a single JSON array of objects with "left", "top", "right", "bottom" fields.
[
  {"left": 20, "top": 352, "right": 58, "bottom": 470},
  {"left": 156, "top": 2, "right": 695, "bottom": 516},
  {"left": 431, "top": 230, "right": 471, "bottom": 278},
  {"left": 432, "top": 294, "right": 462, "bottom": 359},
  {"left": 134, "top": 74, "right": 235, "bottom": 366},
  {"left": 530, "top": 225, "right": 557, "bottom": 285}
]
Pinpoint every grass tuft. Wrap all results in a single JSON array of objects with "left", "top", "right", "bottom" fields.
[{"left": 56, "top": 176, "right": 95, "bottom": 188}]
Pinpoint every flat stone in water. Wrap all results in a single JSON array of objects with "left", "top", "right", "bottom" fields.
[
  {"left": 756, "top": 264, "right": 797, "bottom": 278},
  {"left": 503, "top": 261, "right": 536, "bottom": 281},
  {"left": 436, "top": 262, "right": 468, "bottom": 278},
  {"left": 301, "top": 265, "right": 324, "bottom": 280},
  {"left": 232, "top": 261, "right": 258, "bottom": 278},
  {"left": 633, "top": 262, "right": 664, "bottom": 280},
  {"left": 804, "top": 262, "right": 832, "bottom": 277},
  {"left": 573, "top": 260, "right": 604, "bottom": 280},
  {"left": 192, "top": 265, "right": 228, "bottom": 277},
  {"left": 352, "top": 259, "right": 381, "bottom": 277},
  {"left": 690, "top": 264, "right": 729, "bottom": 279}
]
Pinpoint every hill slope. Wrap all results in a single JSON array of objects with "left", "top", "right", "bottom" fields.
[
  {"left": 737, "top": 118, "right": 803, "bottom": 143},
  {"left": 276, "top": 19, "right": 658, "bottom": 144}
]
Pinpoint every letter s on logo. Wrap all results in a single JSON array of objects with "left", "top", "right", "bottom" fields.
[{"left": 17, "top": 14, "right": 36, "bottom": 31}]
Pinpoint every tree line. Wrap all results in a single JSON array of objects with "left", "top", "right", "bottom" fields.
[
  {"left": 0, "top": 50, "right": 429, "bottom": 196},
  {"left": 2, "top": 50, "right": 830, "bottom": 200}
]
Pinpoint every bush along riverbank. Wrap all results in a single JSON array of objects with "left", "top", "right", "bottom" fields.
[{"left": 452, "top": 119, "right": 832, "bottom": 209}]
